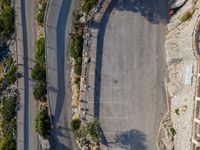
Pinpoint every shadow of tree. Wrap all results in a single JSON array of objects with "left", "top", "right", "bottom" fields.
[
  {"left": 114, "top": 0, "right": 168, "bottom": 24},
  {"left": 114, "top": 129, "right": 147, "bottom": 150}
]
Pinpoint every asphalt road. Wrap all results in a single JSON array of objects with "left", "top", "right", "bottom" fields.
[
  {"left": 93, "top": 0, "right": 168, "bottom": 149},
  {"left": 45, "top": 0, "right": 78, "bottom": 149},
  {"left": 16, "top": 0, "right": 40, "bottom": 149}
]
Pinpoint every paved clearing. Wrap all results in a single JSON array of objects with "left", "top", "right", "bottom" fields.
[{"left": 94, "top": 0, "right": 168, "bottom": 149}]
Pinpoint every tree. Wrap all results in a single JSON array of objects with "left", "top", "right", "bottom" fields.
[
  {"left": 31, "top": 63, "right": 46, "bottom": 82},
  {"left": 71, "top": 118, "right": 81, "bottom": 132},
  {"left": 0, "top": 133, "right": 16, "bottom": 150},
  {"left": 0, "top": 96, "right": 17, "bottom": 122},
  {"left": 82, "top": 0, "right": 97, "bottom": 14},
  {"left": 35, "top": 107, "right": 51, "bottom": 138},
  {"left": 33, "top": 83, "right": 46, "bottom": 101},
  {"left": 86, "top": 119, "right": 99, "bottom": 143},
  {"left": 0, "top": 5, "right": 14, "bottom": 36},
  {"left": 36, "top": 37, "right": 45, "bottom": 63},
  {"left": 6, "top": 65, "right": 17, "bottom": 84}
]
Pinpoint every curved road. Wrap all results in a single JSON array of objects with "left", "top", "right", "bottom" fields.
[
  {"left": 45, "top": 0, "right": 78, "bottom": 149},
  {"left": 93, "top": 0, "right": 168, "bottom": 149}
]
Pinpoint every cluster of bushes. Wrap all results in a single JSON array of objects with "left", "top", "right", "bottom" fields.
[
  {"left": 31, "top": 37, "right": 47, "bottom": 101},
  {"left": 71, "top": 118, "right": 99, "bottom": 143},
  {"left": 37, "top": 0, "right": 47, "bottom": 26},
  {"left": 82, "top": 0, "right": 97, "bottom": 14},
  {"left": 69, "top": 11, "right": 84, "bottom": 76},
  {"left": 0, "top": 96, "right": 17, "bottom": 149},
  {"left": 35, "top": 107, "right": 51, "bottom": 138},
  {"left": 0, "top": 0, "right": 14, "bottom": 38}
]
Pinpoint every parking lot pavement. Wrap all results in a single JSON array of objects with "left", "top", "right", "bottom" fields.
[{"left": 86, "top": 0, "right": 169, "bottom": 149}]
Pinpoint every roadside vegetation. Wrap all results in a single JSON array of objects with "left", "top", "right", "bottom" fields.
[
  {"left": 33, "top": 1, "right": 51, "bottom": 147},
  {"left": 37, "top": 0, "right": 47, "bottom": 26},
  {"left": 0, "top": 1, "right": 18, "bottom": 148},
  {"left": 32, "top": 37, "right": 47, "bottom": 102},
  {"left": 35, "top": 107, "right": 51, "bottom": 138},
  {"left": 82, "top": 0, "right": 97, "bottom": 14},
  {"left": 71, "top": 118, "right": 100, "bottom": 146},
  {"left": 0, "top": 0, "right": 14, "bottom": 40},
  {"left": 69, "top": 11, "right": 84, "bottom": 76}
]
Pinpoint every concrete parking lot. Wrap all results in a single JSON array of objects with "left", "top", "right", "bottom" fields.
[{"left": 92, "top": 0, "right": 168, "bottom": 149}]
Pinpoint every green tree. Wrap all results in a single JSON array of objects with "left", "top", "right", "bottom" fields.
[
  {"left": 33, "top": 83, "right": 47, "bottom": 101},
  {"left": 0, "top": 133, "right": 16, "bottom": 150},
  {"left": 0, "top": 96, "right": 17, "bottom": 122},
  {"left": 86, "top": 119, "right": 99, "bottom": 143},
  {"left": 31, "top": 63, "right": 46, "bottom": 82},
  {"left": 0, "top": 5, "right": 14, "bottom": 36},
  {"left": 36, "top": 37, "right": 45, "bottom": 63},
  {"left": 82, "top": 0, "right": 97, "bottom": 14},
  {"left": 35, "top": 107, "right": 51, "bottom": 137},
  {"left": 6, "top": 65, "right": 17, "bottom": 84},
  {"left": 71, "top": 118, "right": 81, "bottom": 132}
]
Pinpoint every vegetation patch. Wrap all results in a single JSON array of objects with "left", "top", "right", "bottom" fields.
[
  {"left": 180, "top": 11, "right": 192, "bottom": 22},
  {"left": 82, "top": 0, "right": 97, "bottom": 14},
  {"left": 35, "top": 107, "right": 51, "bottom": 138},
  {"left": 5, "top": 64, "right": 16, "bottom": 84},
  {"left": 71, "top": 118, "right": 81, "bottom": 132},
  {"left": 0, "top": 96, "right": 17, "bottom": 149},
  {"left": 170, "top": 127, "right": 176, "bottom": 136},
  {"left": 72, "top": 119, "right": 100, "bottom": 144},
  {"left": 37, "top": 0, "right": 47, "bottom": 26}
]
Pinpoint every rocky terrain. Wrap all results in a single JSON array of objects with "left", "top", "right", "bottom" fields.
[{"left": 158, "top": 0, "right": 200, "bottom": 149}]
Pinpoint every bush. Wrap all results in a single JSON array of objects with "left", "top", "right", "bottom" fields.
[
  {"left": 31, "top": 63, "right": 46, "bottom": 82},
  {"left": 170, "top": 128, "right": 176, "bottom": 136},
  {"left": 69, "top": 36, "right": 83, "bottom": 59},
  {"left": 4, "top": 56, "right": 13, "bottom": 68},
  {"left": 86, "top": 120, "right": 99, "bottom": 143},
  {"left": 180, "top": 11, "right": 191, "bottom": 22},
  {"left": 74, "top": 58, "right": 82, "bottom": 76},
  {"left": 0, "top": 5, "right": 14, "bottom": 36},
  {"left": 6, "top": 65, "right": 17, "bottom": 84},
  {"left": 82, "top": 0, "right": 97, "bottom": 14},
  {"left": 37, "top": 0, "right": 47, "bottom": 26},
  {"left": 33, "top": 83, "right": 46, "bottom": 101},
  {"left": 36, "top": 37, "right": 45, "bottom": 63},
  {"left": 0, "top": 96, "right": 17, "bottom": 122},
  {"left": 71, "top": 118, "right": 81, "bottom": 132},
  {"left": 0, "top": 133, "right": 16, "bottom": 150},
  {"left": 35, "top": 107, "right": 51, "bottom": 137}
]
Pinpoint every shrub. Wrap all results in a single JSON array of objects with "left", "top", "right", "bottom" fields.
[
  {"left": 180, "top": 11, "right": 191, "bottom": 22},
  {"left": 31, "top": 63, "right": 46, "bottom": 82},
  {"left": 170, "top": 127, "right": 176, "bottom": 136},
  {"left": 0, "top": 96, "right": 17, "bottom": 122},
  {"left": 82, "top": 0, "right": 97, "bottom": 14},
  {"left": 0, "top": 5, "right": 14, "bottom": 36},
  {"left": 0, "top": 133, "right": 16, "bottom": 150},
  {"left": 69, "top": 36, "right": 83, "bottom": 59},
  {"left": 4, "top": 56, "right": 13, "bottom": 68},
  {"left": 86, "top": 119, "right": 99, "bottom": 143},
  {"left": 71, "top": 118, "right": 81, "bottom": 132},
  {"left": 36, "top": 37, "right": 45, "bottom": 63},
  {"left": 6, "top": 65, "right": 17, "bottom": 84},
  {"left": 35, "top": 107, "right": 51, "bottom": 137},
  {"left": 33, "top": 83, "right": 47, "bottom": 101},
  {"left": 37, "top": 0, "right": 47, "bottom": 26},
  {"left": 74, "top": 58, "right": 82, "bottom": 76}
]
